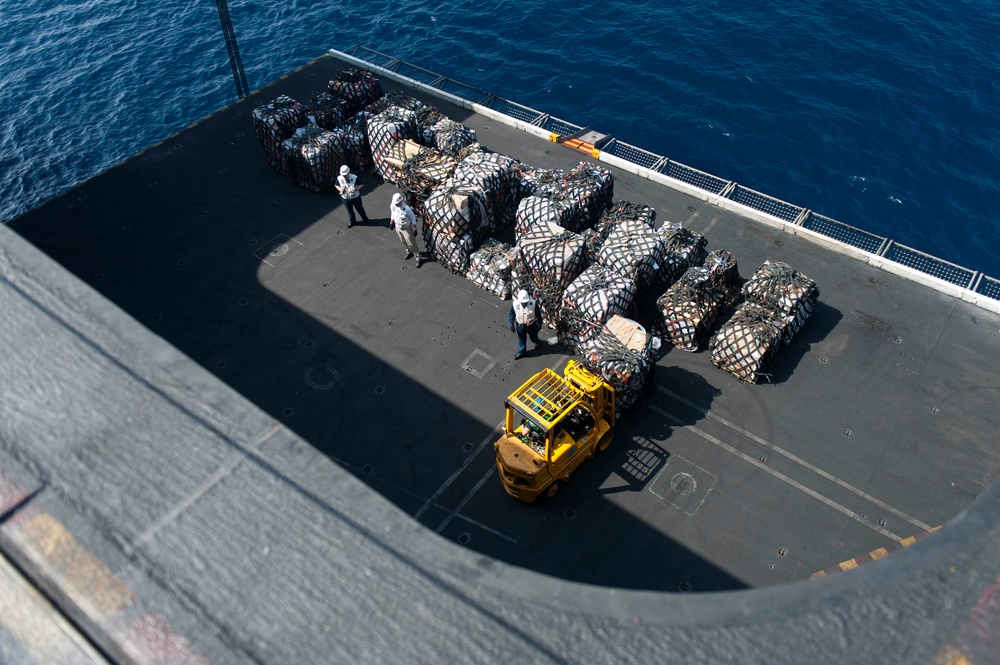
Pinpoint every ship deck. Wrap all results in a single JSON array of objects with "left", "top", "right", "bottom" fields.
[{"left": 5, "top": 51, "right": 1000, "bottom": 660}]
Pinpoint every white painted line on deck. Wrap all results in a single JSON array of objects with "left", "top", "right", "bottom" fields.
[
  {"left": 436, "top": 467, "right": 497, "bottom": 534},
  {"left": 451, "top": 512, "right": 520, "bottom": 544},
  {"left": 414, "top": 424, "right": 502, "bottom": 521},
  {"left": 655, "top": 385, "right": 932, "bottom": 532},
  {"left": 647, "top": 403, "right": 903, "bottom": 541}
]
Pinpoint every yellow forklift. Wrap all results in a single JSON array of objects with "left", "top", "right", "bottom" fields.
[{"left": 493, "top": 361, "right": 615, "bottom": 502}]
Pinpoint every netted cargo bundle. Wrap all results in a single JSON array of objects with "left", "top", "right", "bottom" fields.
[
  {"left": 654, "top": 267, "right": 731, "bottom": 352},
  {"left": 598, "top": 221, "right": 668, "bottom": 296},
  {"left": 580, "top": 228, "right": 605, "bottom": 265},
  {"left": 252, "top": 95, "right": 308, "bottom": 175},
  {"left": 510, "top": 251, "right": 537, "bottom": 296},
  {"left": 368, "top": 107, "right": 419, "bottom": 183},
  {"left": 515, "top": 163, "right": 614, "bottom": 234},
  {"left": 557, "top": 265, "right": 636, "bottom": 352},
  {"left": 429, "top": 117, "right": 478, "bottom": 157},
  {"left": 328, "top": 68, "right": 383, "bottom": 113},
  {"left": 304, "top": 91, "right": 349, "bottom": 130},
  {"left": 423, "top": 227, "right": 475, "bottom": 274},
  {"left": 561, "top": 161, "right": 615, "bottom": 230},
  {"left": 414, "top": 105, "right": 444, "bottom": 143},
  {"left": 519, "top": 222, "right": 587, "bottom": 324},
  {"left": 710, "top": 302, "right": 785, "bottom": 383},
  {"left": 655, "top": 223, "right": 708, "bottom": 289},
  {"left": 384, "top": 140, "right": 457, "bottom": 202},
  {"left": 424, "top": 179, "right": 489, "bottom": 246},
  {"left": 597, "top": 200, "right": 657, "bottom": 239},
  {"left": 580, "top": 315, "right": 657, "bottom": 414},
  {"left": 366, "top": 90, "right": 425, "bottom": 116},
  {"left": 465, "top": 239, "right": 519, "bottom": 299},
  {"left": 454, "top": 151, "right": 522, "bottom": 235},
  {"left": 742, "top": 261, "right": 818, "bottom": 345},
  {"left": 705, "top": 249, "right": 743, "bottom": 291},
  {"left": 340, "top": 112, "right": 373, "bottom": 171},
  {"left": 283, "top": 125, "right": 345, "bottom": 192},
  {"left": 515, "top": 196, "right": 569, "bottom": 239}
]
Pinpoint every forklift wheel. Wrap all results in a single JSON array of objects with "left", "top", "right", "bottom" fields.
[
  {"left": 596, "top": 430, "right": 614, "bottom": 454},
  {"left": 545, "top": 482, "right": 560, "bottom": 499}
]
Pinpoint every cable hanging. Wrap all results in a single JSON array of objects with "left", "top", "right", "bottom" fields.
[{"left": 216, "top": 0, "right": 249, "bottom": 99}]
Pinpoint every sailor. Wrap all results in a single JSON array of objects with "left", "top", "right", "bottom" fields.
[
  {"left": 509, "top": 289, "right": 543, "bottom": 360},
  {"left": 336, "top": 165, "right": 370, "bottom": 228},
  {"left": 390, "top": 192, "right": 421, "bottom": 267}
]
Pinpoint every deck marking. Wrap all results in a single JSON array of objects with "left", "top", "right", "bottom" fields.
[
  {"left": 698, "top": 212, "right": 724, "bottom": 236},
  {"left": 655, "top": 385, "right": 933, "bottom": 532},
  {"left": 811, "top": 526, "right": 942, "bottom": 577},
  {"left": 136, "top": 421, "right": 284, "bottom": 545},
  {"left": 647, "top": 403, "right": 903, "bottom": 540},
  {"left": 451, "top": 512, "right": 520, "bottom": 544},
  {"left": 460, "top": 349, "right": 497, "bottom": 379},
  {"left": 413, "top": 424, "right": 501, "bottom": 521},
  {"left": 435, "top": 467, "right": 496, "bottom": 534}
]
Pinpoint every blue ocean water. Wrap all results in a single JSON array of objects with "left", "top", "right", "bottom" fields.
[{"left": 2, "top": 0, "right": 998, "bottom": 276}]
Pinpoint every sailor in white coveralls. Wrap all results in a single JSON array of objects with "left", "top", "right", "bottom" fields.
[{"left": 390, "top": 192, "right": 421, "bottom": 267}]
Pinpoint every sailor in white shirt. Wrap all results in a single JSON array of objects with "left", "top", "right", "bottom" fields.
[
  {"left": 335, "top": 165, "right": 370, "bottom": 228},
  {"left": 390, "top": 192, "right": 421, "bottom": 267}
]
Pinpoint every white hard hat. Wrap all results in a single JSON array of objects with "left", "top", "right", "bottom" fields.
[
  {"left": 340, "top": 165, "right": 351, "bottom": 175},
  {"left": 392, "top": 193, "right": 403, "bottom": 205},
  {"left": 517, "top": 289, "right": 530, "bottom": 303}
]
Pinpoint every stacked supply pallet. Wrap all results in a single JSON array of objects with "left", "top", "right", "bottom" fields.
[
  {"left": 655, "top": 250, "right": 742, "bottom": 352},
  {"left": 519, "top": 221, "right": 588, "bottom": 325},
  {"left": 328, "top": 68, "right": 383, "bottom": 113},
  {"left": 305, "top": 91, "right": 349, "bottom": 130},
  {"left": 598, "top": 220, "right": 668, "bottom": 298},
  {"left": 597, "top": 201, "right": 657, "bottom": 239},
  {"left": 558, "top": 265, "right": 636, "bottom": 352},
  {"left": 580, "top": 315, "right": 659, "bottom": 415},
  {"left": 515, "top": 162, "right": 614, "bottom": 236},
  {"left": 454, "top": 151, "right": 523, "bottom": 235},
  {"left": 251, "top": 95, "right": 308, "bottom": 176},
  {"left": 368, "top": 106, "right": 419, "bottom": 184},
  {"left": 384, "top": 140, "right": 457, "bottom": 212},
  {"left": 657, "top": 223, "right": 708, "bottom": 290},
  {"left": 465, "top": 239, "right": 520, "bottom": 299},
  {"left": 423, "top": 179, "right": 490, "bottom": 273},
  {"left": 283, "top": 125, "right": 345, "bottom": 192},
  {"left": 710, "top": 260, "right": 818, "bottom": 382}
]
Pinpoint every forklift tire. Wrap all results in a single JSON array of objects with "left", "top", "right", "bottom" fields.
[
  {"left": 545, "top": 482, "right": 560, "bottom": 499},
  {"left": 595, "top": 430, "right": 614, "bottom": 455}
]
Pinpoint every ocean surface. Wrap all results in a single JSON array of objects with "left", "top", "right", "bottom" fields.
[{"left": 2, "top": 0, "right": 998, "bottom": 276}]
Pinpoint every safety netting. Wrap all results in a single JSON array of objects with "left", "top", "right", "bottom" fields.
[
  {"left": 453, "top": 151, "right": 523, "bottom": 235},
  {"left": 580, "top": 315, "right": 658, "bottom": 415},
  {"left": 597, "top": 200, "right": 657, "bottom": 239},
  {"left": 251, "top": 95, "right": 308, "bottom": 176},
  {"left": 328, "top": 68, "right": 383, "bottom": 114},
  {"left": 598, "top": 220, "right": 668, "bottom": 297},
  {"left": 518, "top": 222, "right": 588, "bottom": 325},
  {"left": 656, "top": 223, "right": 708, "bottom": 290},
  {"left": 304, "top": 91, "right": 350, "bottom": 131},
  {"left": 368, "top": 106, "right": 419, "bottom": 184},
  {"left": 423, "top": 179, "right": 490, "bottom": 273},
  {"left": 741, "top": 260, "right": 819, "bottom": 345},
  {"left": 282, "top": 125, "right": 345, "bottom": 192},
  {"left": 465, "top": 239, "right": 520, "bottom": 299},
  {"left": 709, "top": 302, "right": 785, "bottom": 384},
  {"left": 557, "top": 265, "right": 636, "bottom": 352}
]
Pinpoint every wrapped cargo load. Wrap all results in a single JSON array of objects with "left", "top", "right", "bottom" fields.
[
  {"left": 655, "top": 249, "right": 742, "bottom": 352},
  {"left": 519, "top": 222, "right": 587, "bottom": 325},
  {"left": 580, "top": 315, "right": 658, "bottom": 415},
  {"left": 385, "top": 140, "right": 457, "bottom": 209},
  {"left": 366, "top": 90, "right": 425, "bottom": 115},
  {"left": 454, "top": 151, "right": 522, "bottom": 235},
  {"left": 562, "top": 161, "right": 615, "bottom": 231},
  {"left": 328, "top": 68, "right": 383, "bottom": 113},
  {"left": 283, "top": 125, "right": 345, "bottom": 192},
  {"left": 515, "top": 162, "right": 614, "bottom": 235},
  {"left": 597, "top": 201, "right": 656, "bottom": 239},
  {"left": 368, "top": 107, "right": 419, "bottom": 184},
  {"left": 515, "top": 196, "right": 570, "bottom": 239},
  {"left": 465, "top": 239, "right": 519, "bottom": 299},
  {"left": 423, "top": 180, "right": 489, "bottom": 272},
  {"left": 429, "top": 117, "right": 478, "bottom": 157},
  {"left": 742, "top": 261, "right": 819, "bottom": 344},
  {"left": 423, "top": 228, "right": 476, "bottom": 274},
  {"left": 656, "top": 223, "right": 708, "bottom": 290},
  {"left": 710, "top": 302, "right": 785, "bottom": 383},
  {"left": 598, "top": 220, "right": 668, "bottom": 297},
  {"left": 251, "top": 95, "right": 308, "bottom": 176},
  {"left": 305, "top": 91, "right": 349, "bottom": 130},
  {"left": 340, "top": 112, "right": 373, "bottom": 171},
  {"left": 519, "top": 166, "right": 566, "bottom": 199},
  {"left": 558, "top": 265, "right": 636, "bottom": 353}
]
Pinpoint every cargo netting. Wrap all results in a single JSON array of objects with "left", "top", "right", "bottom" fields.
[
  {"left": 465, "top": 239, "right": 520, "bottom": 299},
  {"left": 709, "top": 302, "right": 784, "bottom": 384},
  {"left": 305, "top": 91, "right": 349, "bottom": 130},
  {"left": 454, "top": 151, "right": 523, "bottom": 235},
  {"left": 597, "top": 200, "right": 657, "bottom": 239},
  {"left": 580, "top": 315, "right": 658, "bottom": 415},
  {"left": 328, "top": 68, "right": 383, "bottom": 113},
  {"left": 598, "top": 220, "right": 668, "bottom": 297},
  {"left": 558, "top": 265, "right": 636, "bottom": 353},
  {"left": 656, "top": 223, "right": 709, "bottom": 290},
  {"left": 423, "top": 179, "right": 490, "bottom": 273},
  {"left": 252, "top": 95, "right": 308, "bottom": 176},
  {"left": 283, "top": 125, "right": 345, "bottom": 192},
  {"left": 366, "top": 89, "right": 425, "bottom": 116},
  {"left": 429, "top": 117, "right": 478, "bottom": 157},
  {"left": 741, "top": 260, "right": 819, "bottom": 345},
  {"left": 515, "top": 162, "right": 614, "bottom": 236},
  {"left": 654, "top": 250, "right": 742, "bottom": 352},
  {"left": 423, "top": 228, "right": 476, "bottom": 274},
  {"left": 340, "top": 112, "right": 373, "bottom": 171},
  {"left": 385, "top": 140, "right": 457, "bottom": 212},
  {"left": 519, "top": 222, "right": 588, "bottom": 325},
  {"left": 368, "top": 106, "right": 419, "bottom": 184}
]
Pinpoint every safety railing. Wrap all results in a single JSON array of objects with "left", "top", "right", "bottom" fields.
[{"left": 341, "top": 44, "right": 998, "bottom": 304}]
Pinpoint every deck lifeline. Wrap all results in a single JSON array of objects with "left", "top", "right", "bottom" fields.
[{"left": 8, "top": 52, "right": 1000, "bottom": 597}]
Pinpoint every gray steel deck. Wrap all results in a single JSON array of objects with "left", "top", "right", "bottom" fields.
[{"left": 3, "top": 52, "right": 1000, "bottom": 663}]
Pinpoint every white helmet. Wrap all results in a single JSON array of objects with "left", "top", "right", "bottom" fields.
[
  {"left": 392, "top": 193, "right": 403, "bottom": 205},
  {"left": 339, "top": 165, "right": 351, "bottom": 175},
  {"left": 516, "top": 289, "right": 531, "bottom": 303}
]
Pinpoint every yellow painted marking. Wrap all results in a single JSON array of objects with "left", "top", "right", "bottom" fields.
[
  {"left": 869, "top": 547, "right": 888, "bottom": 560},
  {"left": 591, "top": 147, "right": 601, "bottom": 159},
  {"left": 930, "top": 525, "right": 943, "bottom": 532},
  {"left": 18, "top": 512, "right": 133, "bottom": 617},
  {"left": 549, "top": 133, "right": 559, "bottom": 142},
  {"left": 810, "top": 571, "right": 826, "bottom": 578},
  {"left": 931, "top": 645, "right": 974, "bottom": 665},
  {"left": 838, "top": 559, "right": 859, "bottom": 571},
  {"left": 900, "top": 536, "right": 917, "bottom": 547}
]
